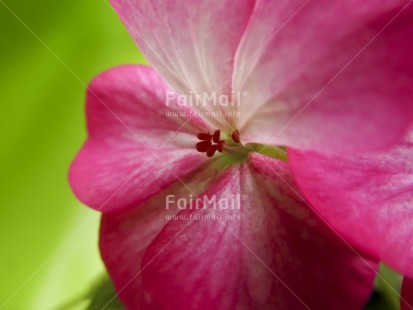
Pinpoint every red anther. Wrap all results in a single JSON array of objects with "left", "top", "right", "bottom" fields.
[
  {"left": 212, "top": 130, "right": 221, "bottom": 143},
  {"left": 196, "top": 140, "right": 212, "bottom": 152},
  {"left": 206, "top": 144, "right": 218, "bottom": 157},
  {"left": 231, "top": 130, "right": 240, "bottom": 143},
  {"left": 217, "top": 140, "right": 225, "bottom": 152},
  {"left": 197, "top": 132, "right": 212, "bottom": 141}
]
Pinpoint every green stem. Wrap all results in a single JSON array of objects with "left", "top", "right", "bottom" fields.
[{"left": 246, "top": 143, "right": 288, "bottom": 161}]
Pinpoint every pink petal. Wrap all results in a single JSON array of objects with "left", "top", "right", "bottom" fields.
[
  {"left": 401, "top": 277, "right": 413, "bottom": 310},
  {"left": 288, "top": 132, "right": 413, "bottom": 276},
  {"left": 235, "top": 1, "right": 413, "bottom": 153},
  {"left": 69, "top": 65, "right": 209, "bottom": 212},
  {"left": 99, "top": 166, "right": 221, "bottom": 309},
  {"left": 110, "top": 0, "right": 255, "bottom": 128},
  {"left": 128, "top": 155, "right": 376, "bottom": 309}
]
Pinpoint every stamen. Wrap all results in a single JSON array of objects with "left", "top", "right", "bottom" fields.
[
  {"left": 231, "top": 130, "right": 240, "bottom": 143},
  {"left": 197, "top": 133, "right": 212, "bottom": 141},
  {"left": 217, "top": 140, "right": 225, "bottom": 153},
  {"left": 196, "top": 140, "right": 212, "bottom": 152},
  {"left": 212, "top": 130, "right": 220, "bottom": 143},
  {"left": 206, "top": 144, "right": 218, "bottom": 157},
  {"left": 196, "top": 130, "right": 244, "bottom": 158}
]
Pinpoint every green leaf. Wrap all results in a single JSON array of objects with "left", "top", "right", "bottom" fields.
[
  {"left": 0, "top": 0, "right": 145, "bottom": 308},
  {"left": 87, "top": 275, "right": 124, "bottom": 310}
]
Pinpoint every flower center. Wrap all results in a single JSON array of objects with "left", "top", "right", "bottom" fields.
[
  {"left": 195, "top": 130, "right": 289, "bottom": 162},
  {"left": 195, "top": 129, "right": 251, "bottom": 160}
]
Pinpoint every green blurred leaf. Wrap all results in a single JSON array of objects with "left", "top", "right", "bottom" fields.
[
  {"left": 87, "top": 275, "right": 124, "bottom": 310},
  {"left": 364, "top": 264, "right": 402, "bottom": 310},
  {"left": 0, "top": 0, "right": 145, "bottom": 308}
]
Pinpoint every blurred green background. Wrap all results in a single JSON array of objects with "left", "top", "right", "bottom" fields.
[
  {"left": 0, "top": 0, "right": 144, "bottom": 308},
  {"left": 0, "top": 1, "right": 404, "bottom": 309}
]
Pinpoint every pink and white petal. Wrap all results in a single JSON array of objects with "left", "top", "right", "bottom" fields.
[
  {"left": 110, "top": 0, "right": 255, "bottom": 128},
  {"left": 235, "top": 1, "right": 413, "bottom": 153},
  {"left": 69, "top": 65, "right": 209, "bottom": 213},
  {"left": 84, "top": 65, "right": 207, "bottom": 138},
  {"left": 288, "top": 134, "right": 413, "bottom": 276},
  {"left": 139, "top": 155, "right": 377, "bottom": 310},
  {"left": 401, "top": 277, "right": 413, "bottom": 310},
  {"left": 99, "top": 165, "right": 221, "bottom": 309}
]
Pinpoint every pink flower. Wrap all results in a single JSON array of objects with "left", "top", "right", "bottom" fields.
[
  {"left": 289, "top": 131, "right": 413, "bottom": 277},
  {"left": 69, "top": 1, "right": 413, "bottom": 309}
]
